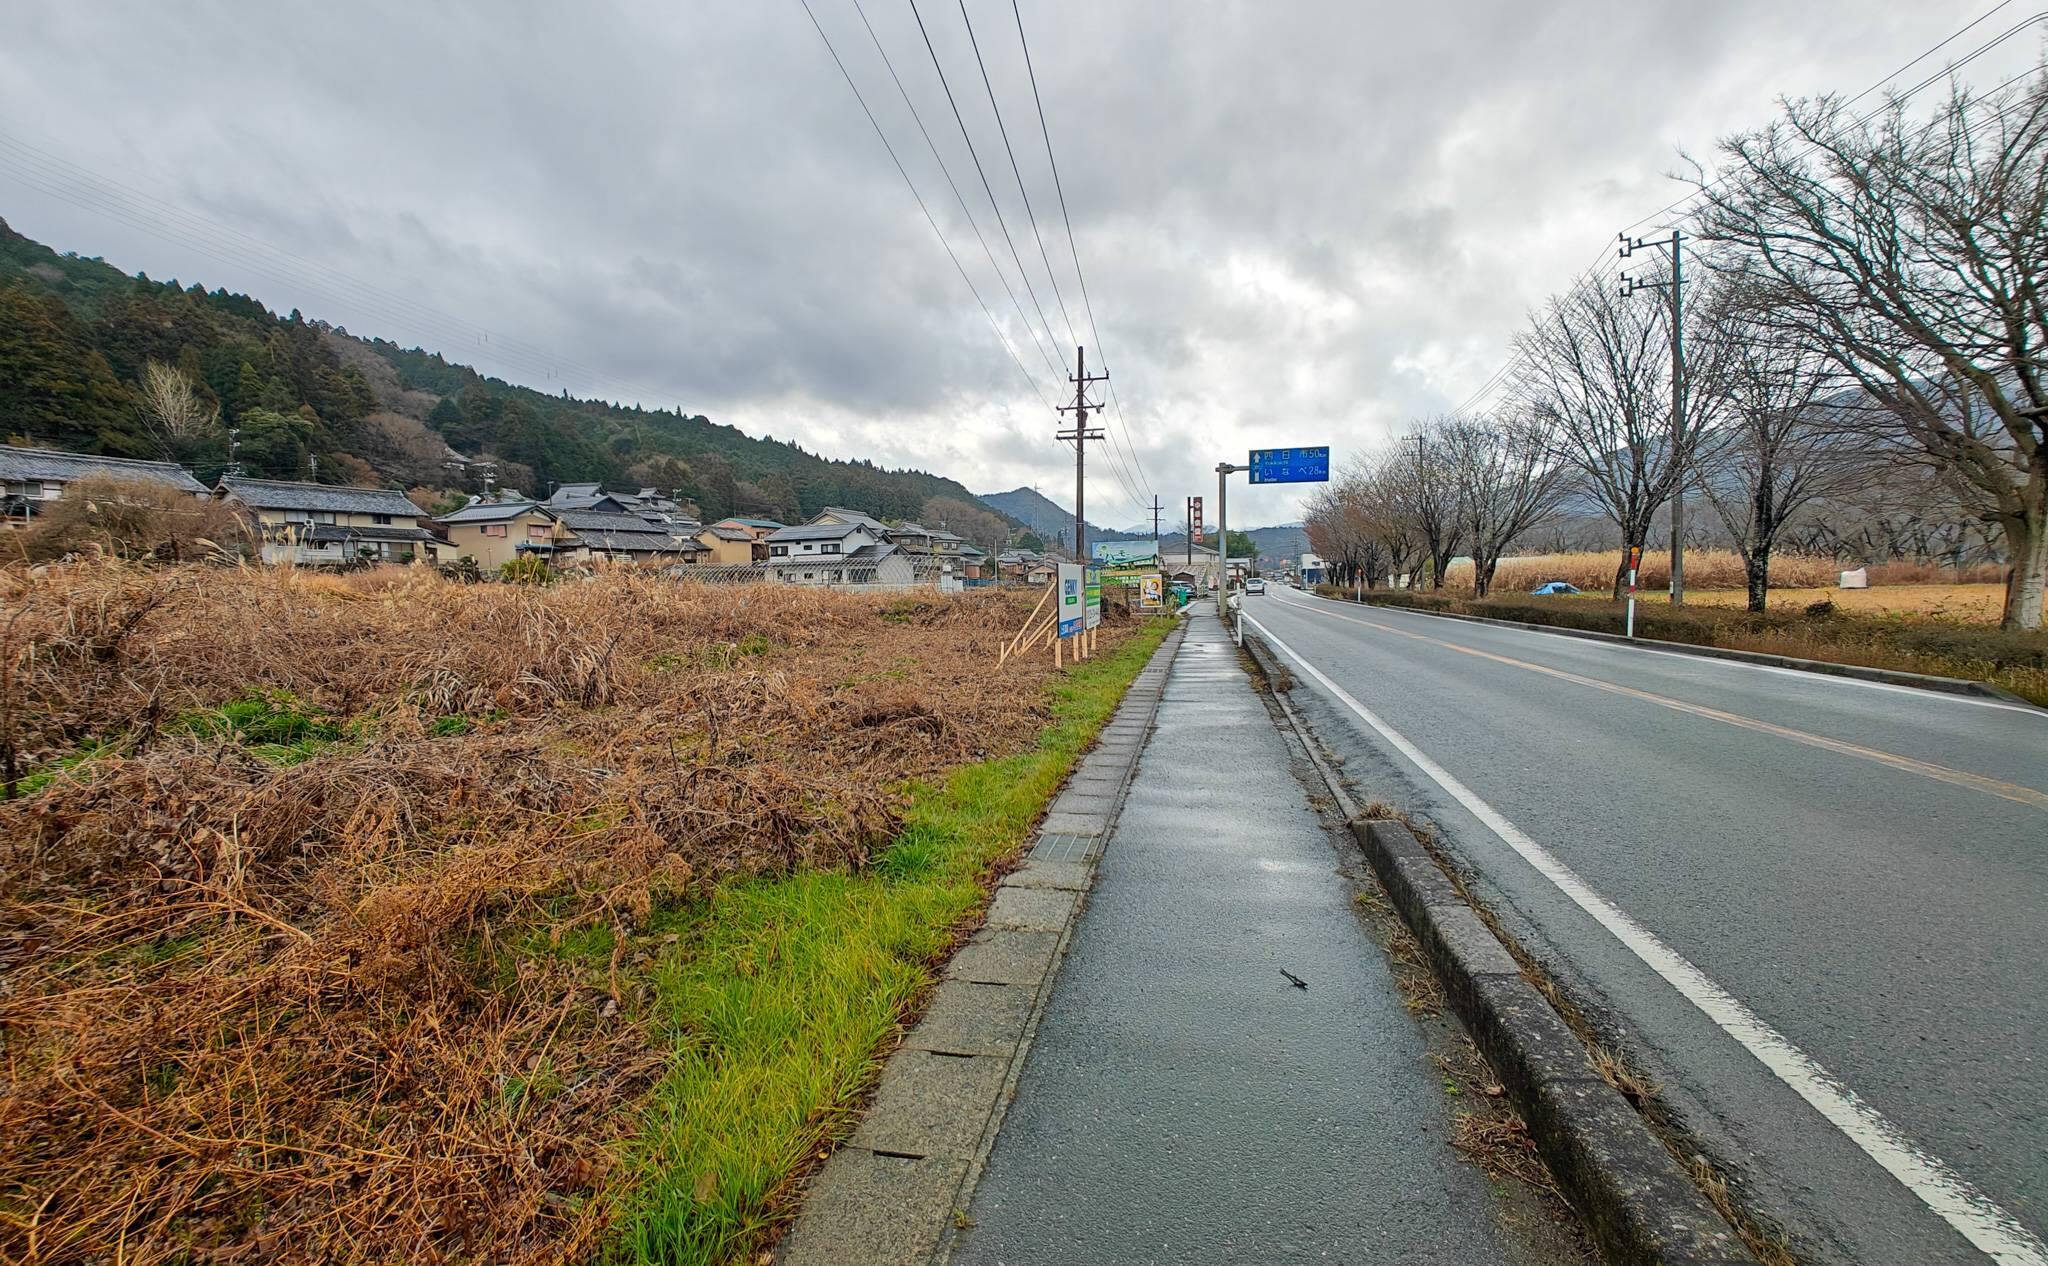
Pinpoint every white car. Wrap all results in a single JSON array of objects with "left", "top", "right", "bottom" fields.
[{"left": 1244, "top": 578, "right": 1267, "bottom": 594}]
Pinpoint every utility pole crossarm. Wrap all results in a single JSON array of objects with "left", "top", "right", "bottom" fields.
[{"left": 1056, "top": 346, "right": 1108, "bottom": 561}]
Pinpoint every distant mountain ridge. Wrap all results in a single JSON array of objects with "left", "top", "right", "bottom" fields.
[
  {"left": 978, "top": 485, "right": 1307, "bottom": 563},
  {"left": 975, "top": 486, "right": 1144, "bottom": 550},
  {"left": 0, "top": 216, "right": 1016, "bottom": 525}
]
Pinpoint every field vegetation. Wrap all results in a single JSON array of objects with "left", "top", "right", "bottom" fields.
[{"left": 0, "top": 561, "right": 1160, "bottom": 1264}]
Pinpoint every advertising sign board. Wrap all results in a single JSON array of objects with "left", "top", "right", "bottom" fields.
[
  {"left": 1140, "top": 574, "right": 1163, "bottom": 611},
  {"left": 1248, "top": 447, "right": 1331, "bottom": 484},
  {"left": 1056, "top": 563, "right": 1084, "bottom": 637},
  {"left": 1084, "top": 565, "right": 1102, "bottom": 630},
  {"left": 1191, "top": 496, "right": 1204, "bottom": 544}
]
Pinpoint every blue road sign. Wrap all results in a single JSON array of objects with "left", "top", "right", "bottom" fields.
[{"left": 1248, "top": 447, "right": 1330, "bottom": 484}]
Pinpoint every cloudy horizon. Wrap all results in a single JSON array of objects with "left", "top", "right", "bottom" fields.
[{"left": 2, "top": 1, "right": 2037, "bottom": 528}]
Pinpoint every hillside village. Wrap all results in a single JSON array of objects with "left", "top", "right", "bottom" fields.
[{"left": 0, "top": 441, "right": 1240, "bottom": 593}]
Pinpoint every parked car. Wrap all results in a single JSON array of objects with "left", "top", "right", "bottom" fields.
[
  {"left": 1245, "top": 577, "right": 1267, "bottom": 594},
  {"left": 1531, "top": 581, "right": 1581, "bottom": 595}
]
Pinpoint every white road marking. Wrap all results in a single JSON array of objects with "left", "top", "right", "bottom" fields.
[
  {"left": 1272, "top": 587, "right": 2045, "bottom": 720},
  {"left": 1244, "top": 610, "right": 2048, "bottom": 1266}
]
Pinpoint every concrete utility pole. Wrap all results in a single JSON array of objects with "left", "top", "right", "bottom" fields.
[
  {"left": 1150, "top": 494, "right": 1163, "bottom": 565},
  {"left": 1056, "top": 346, "right": 1108, "bottom": 562},
  {"left": 1216, "top": 461, "right": 1240, "bottom": 598},
  {"left": 1620, "top": 228, "right": 1687, "bottom": 603}
]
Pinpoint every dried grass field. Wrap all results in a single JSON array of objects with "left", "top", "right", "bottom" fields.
[
  {"left": 1443, "top": 551, "right": 2025, "bottom": 622},
  {"left": 0, "top": 562, "right": 1152, "bottom": 1265}
]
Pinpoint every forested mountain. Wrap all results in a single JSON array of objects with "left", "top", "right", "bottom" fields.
[{"left": 0, "top": 217, "right": 1004, "bottom": 521}]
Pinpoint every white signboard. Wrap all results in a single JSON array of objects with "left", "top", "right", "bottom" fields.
[{"left": 1056, "top": 563, "right": 1084, "bottom": 637}]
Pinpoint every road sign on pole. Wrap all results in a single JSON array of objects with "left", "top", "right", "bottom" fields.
[{"left": 1248, "top": 447, "right": 1331, "bottom": 484}]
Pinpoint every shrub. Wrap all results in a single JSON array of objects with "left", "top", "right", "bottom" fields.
[
  {"left": 14, "top": 475, "right": 248, "bottom": 564},
  {"left": 499, "top": 554, "right": 552, "bottom": 584}
]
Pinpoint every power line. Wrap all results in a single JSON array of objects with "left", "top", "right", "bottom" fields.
[
  {"left": 905, "top": 0, "right": 1067, "bottom": 384},
  {"left": 1009, "top": 0, "right": 1155, "bottom": 503},
  {"left": 845, "top": 0, "right": 1064, "bottom": 386},
  {"left": 955, "top": 0, "right": 1078, "bottom": 350},
  {"left": 1446, "top": 4, "right": 2045, "bottom": 422},
  {"left": 796, "top": 0, "right": 1054, "bottom": 411}
]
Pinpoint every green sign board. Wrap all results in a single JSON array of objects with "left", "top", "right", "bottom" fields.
[{"left": 1084, "top": 566, "right": 1102, "bottom": 631}]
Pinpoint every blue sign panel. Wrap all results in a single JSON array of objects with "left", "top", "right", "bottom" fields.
[{"left": 1248, "top": 446, "right": 1330, "bottom": 484}]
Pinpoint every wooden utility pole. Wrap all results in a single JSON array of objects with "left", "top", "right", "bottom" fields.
[{"left": 1056, "top": 345, "right": 1108, "bottom": 562}]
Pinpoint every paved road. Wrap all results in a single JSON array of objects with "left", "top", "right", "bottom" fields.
[
  {"left": 953, "top": 615, "right": 1541, "bottom": 1265},
  {"left": 1243, "top": 587, "right": 2048, "bottom": 1266}
]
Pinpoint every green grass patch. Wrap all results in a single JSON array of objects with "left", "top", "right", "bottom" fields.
[
  {"left": 610, "top": 617, "right": 1173, "bottom": 1266},
  {"left": 178, "top": 690, "right": 345, "bottom": 764}
]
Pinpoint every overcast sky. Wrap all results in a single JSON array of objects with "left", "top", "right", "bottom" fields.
[{"left": 2, "top": 1, "right": 2038, "bottom": 528}]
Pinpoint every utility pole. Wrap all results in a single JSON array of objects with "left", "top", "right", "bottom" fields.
[
  {"left": 1149, "top": 494, "right": 1163, "bottom": 566},
  {"left": 1620, "top": 228, "right": 1686, "bottom": 603},
  {"left": 1056, "top": 346, "right": 1108, "bottom": 563},
  {"left": 1216, "top": 461, "right": 1240, "bottom": 602}
]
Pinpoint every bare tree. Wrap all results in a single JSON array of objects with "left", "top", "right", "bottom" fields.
[
  {"left": 136, "top": 360, "right": 219, "bottom": 460},
  {"left": 1690, "top": 70, "right": 2048, "bottom": 627},
  {"left": 1439, "top": 411, "right": 1563, "bottom": 597},
  {"left": 1693, "top": 286, "right": 1854, "bottom": 610},
  {"left": 1513, "top": 276, "right": 1708, "bottom": 597},
  {"left": 1383, "top": 426, "right": 1464, "bottom": 589}
]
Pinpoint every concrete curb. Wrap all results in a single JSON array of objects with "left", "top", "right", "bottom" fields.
[
  {"left": 1240, "top": 632, "right": 1758, "bottom": 1266},
  {"left": 1315, "top": 591, "right": 2037, "bottom": 707},
  {"left": 775, "top": 619, "right": 1188, "bottom": 1266}
]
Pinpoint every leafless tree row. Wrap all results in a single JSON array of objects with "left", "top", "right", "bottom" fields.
[{"left": 1314, "top": 66, "right": 2047, "bottom": 627}]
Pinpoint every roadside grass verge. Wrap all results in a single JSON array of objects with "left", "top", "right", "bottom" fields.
[
  {"left": 1323, "top": 587, "right": 2048, "bottom": 705},
  {"left": 611, "top": 618, "right": 1173, "bottom": 1266}
]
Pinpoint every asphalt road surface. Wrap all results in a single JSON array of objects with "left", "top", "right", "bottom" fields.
[
  {"left": 953, "top": 616, "right": 1548, "bottom": 1265},
  {"left": 1243, "top": 586, "right": 2047, "bottom": 1266}
]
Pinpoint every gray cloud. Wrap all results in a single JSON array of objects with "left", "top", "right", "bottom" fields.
[{"left": 1, "top": 0, "right": 2027, "bottom": 527}]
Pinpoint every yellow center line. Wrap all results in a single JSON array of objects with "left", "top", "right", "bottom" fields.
[{"left": 1274, "top": 595, "right": 2048, "bottom": 813}]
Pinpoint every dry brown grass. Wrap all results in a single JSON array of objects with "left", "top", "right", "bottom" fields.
[
  {"left": 0, "top": 562, "right": 1075, "bottom": 1265},
  {"left": 1447, "top": 549, "right": 2008, "bottom": 598},
  {"left": 1680, "top": 582, "right": 2012, "bottom": 622},
  {"left": 1447, "top": 550, "right": 1841, "bottom": 594}
]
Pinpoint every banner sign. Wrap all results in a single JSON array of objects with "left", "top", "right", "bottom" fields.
[
  {"left": 1191, "top": 496, "right": 1204, "bottom": 544},
  {"left": 1084, "top": 565, "right": 1102, "bottom": 631},
  {"left": 1057, "top": 563, "right": 1084, "bottom": 637},
  {"left": 1248, "top": 447, "right": 1331, "bottom": 484},
  {"left": 1140, "top": 574, "right": 1163, "bottom": 611}
]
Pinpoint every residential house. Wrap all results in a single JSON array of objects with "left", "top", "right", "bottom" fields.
[
  {"left": 216, "top": 476, "right": 439, "bottom": 565},
  {"left": 886, "top": 521, "right": 966, "bottom": 558},
  {"left": 958, "top": 543, "right": 991, "bottom": 582},
  {"left": 435, "top": 498, "right": 565, "bottom": 570},
  {"left": 553, "top": 508, "right": 706, "bottom": 564},
  {"left": 2, "top": 445, "right": 207, "bottom": 523},
  {"left": 694, "top": 522, "right": 763, "bottom": 565},
  {"left": 763, "top": 516, "right": 911, "bottom": 587}
]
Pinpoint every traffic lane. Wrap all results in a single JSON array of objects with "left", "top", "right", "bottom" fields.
[
  {"left": 1242, "top": 598, "right": 2047, "bottom": 1260},
  {"left": 1264, "top": 586, "right": 2048, "bottom": 797}
]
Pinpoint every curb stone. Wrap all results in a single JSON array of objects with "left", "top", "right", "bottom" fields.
[
  {"left": 1315, "top": 591, "right": 2038, "bottom": 708},
  {"left": 774, "top": 619, "right": 1188, "bottom": 1266},
  {"left": 1239, "top": 631, "right": 1757, "bottom": 1266}
]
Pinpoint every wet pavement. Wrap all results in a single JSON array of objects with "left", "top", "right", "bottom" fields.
[{"left": 950, "top": 613, "right": 1519, "bottom": 1265}]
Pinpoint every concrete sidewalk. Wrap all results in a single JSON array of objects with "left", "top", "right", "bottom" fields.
[{"left": 947, "top": 614, "right": 1520, "bottom": 1264}]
